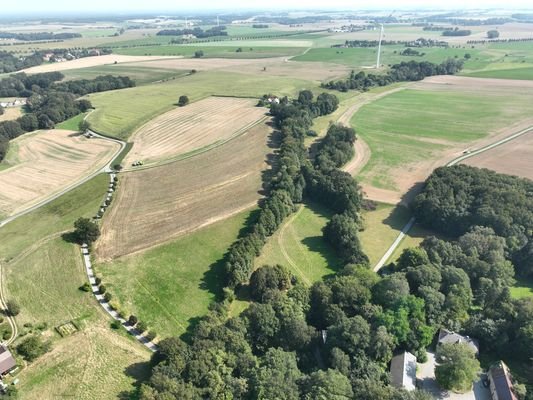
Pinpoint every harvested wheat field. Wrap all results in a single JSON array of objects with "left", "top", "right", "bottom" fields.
[
  {"left": 96, "top": 121, "right": 273, "bottom": 260},
  {"left": 21, "top": 54, "right": 181, "bottom": 74},
  {"left": 0, "top": 106, "right": 22, "bottom": 122},
  {"left": 0, "top": 130, "right": 119, "bottom": 217},
  {"left": 124, "top": 96, "right": 267, "bottom": 167},
  {"left": 463, "top": 130, "right": 533, "bottom": 181}
]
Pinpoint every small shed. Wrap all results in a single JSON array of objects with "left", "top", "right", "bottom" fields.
[
  {"left": 0, "top": 346, "right": 16, "bottom": 376},
  {"left": 390, "top": 351, "right": 417, "bottom": 391}
]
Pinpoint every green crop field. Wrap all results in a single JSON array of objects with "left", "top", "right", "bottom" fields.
[
  {"left": 55, "top": 112, "right": 87, "bottom": 131},
  {"left": 114, "top": 44, "right": 305, "bottom": 58},
  {"left": 464, "top": 66, "right": 533, "bottom": 80},
  {"left": 352, "top": 87, "right": 533, "bottom": 190},
  {"left": 95, "top": 209, "right": 254, "bottom": 339},
  {"left": 255, "top": 203, "right": 341, "bottom": 285},
  {"left": 62, "top": 64, "right": 189, "bottom": 85},
  {"left": 86, "top": 71, "right": 315, "bottom": 140}
]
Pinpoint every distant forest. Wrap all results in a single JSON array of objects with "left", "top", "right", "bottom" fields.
[
  {"left": 0, "top": 31, "right": 81, "bottom": 41},
  {"left": 157, "top": 26, "right": 227, "bottom": 38}
]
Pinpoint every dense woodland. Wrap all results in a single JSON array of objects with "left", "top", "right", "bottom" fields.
[
  {"left": 0, "top": 72, "right": 135, "bottom": 160},
  {"left": 323, "top": 59, "right": 464, "bottom": 92},
  {"left": 0, "top": 50, "right": 43, "bottom": 73}
]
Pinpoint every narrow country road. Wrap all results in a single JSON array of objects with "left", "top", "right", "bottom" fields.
[{"left": 373, "top": 125, "right": 533, "bottom": 270}]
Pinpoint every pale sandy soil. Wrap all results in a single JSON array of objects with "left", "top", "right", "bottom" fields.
[
  {"left": 0, "top": 107, "right": 22, "bottom": 122},
  {"left": 463, "top": 130, "right": 533, "bottom": 180},
  {"left": 124, "top": 97, "right": 267, "bottom": 167},
  {"left": 96, "top": 121, "right": 273, "bottom": 260},
  {"left": 21, "top": 54, "right": 182, "bottom": 74},
  {"left": 0, "top": 129, "right": 119, "bottom": 217}
]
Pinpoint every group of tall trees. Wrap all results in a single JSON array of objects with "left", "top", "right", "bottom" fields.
[
  {"left": 323, "top": 59, "right": 464, "bottom": 92},
  {"left": 0, "top": 50, "right": 43, "bottom": 73},
  {"left": 224, "top": 90, "right": 339, "bottom": 288},
  {"left": 0, "top": 31, "right": 81, "bottom": 41},
  {"left": 0, "top": 71, "right": 136, "bottom": 161}
]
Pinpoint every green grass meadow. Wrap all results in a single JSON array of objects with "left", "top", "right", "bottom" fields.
[
  {"left": 510, "top": 277, "right": 533, "bottom": 299},
  {"left": 255, "top": 203, "right": 341, "bottom": 285},
  {"left": 86, "top": 71, "right": 315, "bottom": 140},
  {"left": 96, "top": 209, "right": 254, "bottom": 338},
  {"left": 352, "top": 87, "right": 533, "bottom": 190},
  {"left": 56, "top": 112, "right": 87, "bottom": 131}
]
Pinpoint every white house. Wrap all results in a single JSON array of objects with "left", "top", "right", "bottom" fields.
[{"left": 390, "top": 351, "right": 417, "bottom": 391}]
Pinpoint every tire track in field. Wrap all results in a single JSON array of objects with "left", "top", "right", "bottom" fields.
[{"left": 277, "top": 206, "right": 311, "bottom": 286}]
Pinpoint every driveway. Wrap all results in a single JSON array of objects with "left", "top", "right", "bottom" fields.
[{"left": 417, "top": 352, "right": 490, "bottom": 400}]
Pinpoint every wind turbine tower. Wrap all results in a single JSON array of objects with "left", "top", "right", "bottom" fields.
[{"left": 376, "top": 24, "right": 384, "bottom": 69}]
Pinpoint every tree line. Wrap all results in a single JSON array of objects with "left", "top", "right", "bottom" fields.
[
  {"left": 157, "top": 26, "right": 228, "bottom": 38},
  {"left": 0, "top": 72, "right": 136, "bottom": 161},
  {"left": 0, "top": 31, "right": 81, "bottom": 41},
  {"left": 323, "top": 59, "right": 464, "bottom": 92},
  {"left": 224, "top": 90, "right": 340, "bottom": 288}
]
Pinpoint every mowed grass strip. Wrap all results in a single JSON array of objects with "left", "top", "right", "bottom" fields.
[
  {"left": 55, "top": 113, "right": 86, "bottom": 131},
  {"left": 85, "top": 71, "right": 313, "bottom": 140},
  {"left": 255, "top": 203, "right": 341, "bottom": 285},
  {"left": 96, "top": 210, "right": 253, "bottom": 338},
  {"left": 96, "top": 122, "right": 272, "bottom": 259},
  {"left": 114, "top": 45, "right": 305, "bottom": 58},
  {"left": 124, "top": 96, "right": 266, "bottom": 167},
  {"left": 464, "top": 66, "right": 533, "bottom": 80},
  {"left": 510, "top": 278, "right": 533, "bottom": 299}
]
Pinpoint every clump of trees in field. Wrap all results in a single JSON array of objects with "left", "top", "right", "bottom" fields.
[
  {"left": 0, "top": 50, "right": 43, "bottom": 73},
  {"left": 0, "top": 31, "right": 81, "bottom": 41},
  {"left": 17, "top": 335, "right": 51, "bottom": 361},
  {"left": 178, "top": 95, "right": 189, "bottom": 106},
  {"left": 487, "top": 30, "right": 500, "bottom": 39},
  {"left": 72, "top": 217, "right": 100, "bottom": 245},
  {"left": 323, "top": 59, "right": 464, "bottom": 92},
  {"left": 442, "top": 28, "right": 472, "bottom": 36},
  {"left": 54, "top": 75, "right": 135, "bottom": 95}
]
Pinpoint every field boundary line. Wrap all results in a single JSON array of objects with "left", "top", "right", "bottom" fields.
[{"left": 373, "top": 125, "right": 533, "bottom": 270}]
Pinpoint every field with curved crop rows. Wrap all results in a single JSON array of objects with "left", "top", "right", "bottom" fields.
[
  {"left": 124, "top": 97, "right": 267, "bottom": 167},
  {"left": 0, "top": 129, "right": 119, "bottom": 217}
]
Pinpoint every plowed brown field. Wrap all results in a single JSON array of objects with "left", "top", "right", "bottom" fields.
[{"left": 96, "top": 121, "right": 273, "bottom": 260}]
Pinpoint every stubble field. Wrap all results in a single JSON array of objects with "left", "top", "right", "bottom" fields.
[
  {"left": 0, "top": 129, "right": 119, "bottom": 217},
  {"left": 96, "top": 120, "right": 273, "bottom": 260},
  {"left": 124, "top": 96, "right": 267, "bottom": 167}
]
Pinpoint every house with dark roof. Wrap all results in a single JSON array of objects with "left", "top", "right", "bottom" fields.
[
  {"left": 390, "top": 351, "right": 417, "bottom": 391},
  {"left": 0, "top": 345, "right": 16, "bottom": 376},
  {"left": 437, "top": 328, "right": 479, "bottom": 356},
  {"left": 488, "top": 361, "right": 518, "bottom": 400}
]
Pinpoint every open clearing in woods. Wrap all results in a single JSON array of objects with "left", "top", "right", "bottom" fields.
[
  {"left": 351, "top": 76, "right": 533, "bottom": 204},
  {"left": 0, "top": 107, "right": 22, "bottom": 122},
  {"left": 0, "top": 129, "right": 119, "bottom": 217},
  {"left": 96, "top": 121, "right": 273, "bottom": 260},
  {"left": 124, "top": 97, "right": 267, "bottom": 167},
  {"left": 462, "top": 130, "right": 533, "bottom": 181}
]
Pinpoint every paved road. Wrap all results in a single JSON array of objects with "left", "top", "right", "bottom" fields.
[
  {"left": 0, "top": 130, "right": 126, "bottom": 229},
  {"left": 373, "top": 126, "right": 533, "bottom": 270}
]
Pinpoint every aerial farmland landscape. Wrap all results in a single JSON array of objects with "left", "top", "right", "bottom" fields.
[{"left": 0, "top": 1, "right": 532, "bottom": 399}]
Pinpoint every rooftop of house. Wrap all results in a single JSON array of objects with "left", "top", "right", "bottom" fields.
[
  {"left": 0, "top": 345, "right": 16, "bottom": 375},
  {"left": 438, "top": 328, "right": 479, "bottom": 355},
  {"left": 390, "top": 351, "right": 417, "bottom": 391},
  {"left": 489, "top": 361, "right": 518, "bottom": 400}
]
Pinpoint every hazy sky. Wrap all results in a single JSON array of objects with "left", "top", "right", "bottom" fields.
[{"left": 4, "top": 0, "right": 533, "bottom": 14}]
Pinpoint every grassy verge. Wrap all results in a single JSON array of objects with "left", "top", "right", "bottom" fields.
[
  {"left": 255, "top": 202, "right": 341, "bottom": 285},
  {"left": 96, "top": 209, "right": 254, "bottom": 339},
  {"left": 0, "top": 173, "right": 150, "bottom": 399},
  {"left": 114, "top": 45, "right": 305, "bottom": 58},
  {"left": 55, "top": 113, "right": 87, "bottom": 131}
]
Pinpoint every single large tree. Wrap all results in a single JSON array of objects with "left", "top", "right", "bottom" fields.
[
  {"left": 435, "top": 342, "right": 480, "bottom": 393},
  {"left": 73, "top": 217, "right": 100, "bottom": 245}
]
